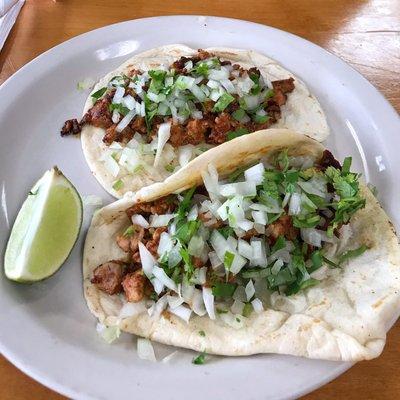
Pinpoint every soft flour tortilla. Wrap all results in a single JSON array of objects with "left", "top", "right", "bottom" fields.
[
  {"left": 81, "top": 44, "right": 329, "bottom": 198},
  {"left": 83, "top": 129, "right": 400, "bottom": 361}
]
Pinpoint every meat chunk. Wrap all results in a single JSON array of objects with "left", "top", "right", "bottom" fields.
[
  {"left": 185, "top": 119, "right": 209, "bottom": 145},
  {"left": 269, "top": 78, "right": 296, "bottom": 108},
  {"left": 169, "top": 123, "right": 187, "bottom": 147},
  {"left": 266, "top": 215, "right": 299, "bottom": 244},
  {"left": 122, "top": 270, "right": 147, "bottom": 302},
  {"left": 271, "top": 78, "right": 295, "bottom": 94},
  {"left": 81, "top": 94, "right": 113, "bottom": 129},
  {"left": 241, "top": 228, "right": 259, "bottom": 240},
  {"left": 317, "top": 150, "right": 342, "bottom": 171},
  {"left": 130, "top": 116, "right": 147, "bottom": 135},
  {"left": 60, "top": 119, "right": 81, "bottom": 136},
  {"left": 208, "top": 113, "right": 234, "bottom": 144},
  {"left": 145, "top": 227, "right": 167, "bottom": 256},
  {"left": 126, "top": 195, "right": 177, "bottom": 218},
  {"left": 193, "top": 256, "right": 205, "bottom": 268},
  {"left": 198, "top": 212, "right": 224, "bottom": 229},
  {"left": 91, "top": 261, "right": 124, "bottom": 295},
  {"left": 103, "top": 124, "right": 118, "bottom": 144},
  {"left": 116, "top": 226, "right": 145, "bottom": 254}
]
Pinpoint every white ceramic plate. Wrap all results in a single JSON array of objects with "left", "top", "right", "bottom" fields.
[{"left": 1, "top": 16, "right": 399, "bottom": 400}]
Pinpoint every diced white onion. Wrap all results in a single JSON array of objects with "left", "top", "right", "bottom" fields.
[
  {"left": 238, "top": 239, "right": 253, "bottom": 259},
  {"left": 138, "top": 242, "right": 156, "bottom": 278},
  {"left": 157, "top": 232, "right": 173, "bottom": 257},
  {"left": 122, "top": 94, "right": 136, "bottom": 110},
  {"left": 178, "top": 145, "right": 193, "bottom": 167},
  {"left": 271, "top": 259, "right": 284, "bottom": 275},
  {"left": 245, "top": 280, "right": 255, "bottom": 301},
  {"left": 250, "top": 239, "right": 267, "bottom": 266},
  {"left": 289, "top": 192, "right": 302, "bottom": 215},
  {"left": 119, "top": 301, "right": 146, "bottom": 318},
  {"left": 137, "top": 338, "right": 156, "bottom": 362},
  {"left": 251, "top": 298, "right": 264, "bottom": 313},
  {"left": 116, "top": 109, "right": 136, "bottom": 132},
  {"left": 230, "top": 253, "right": 247, "bottom": 274},
  {"left": 150, "top": 214, "right": 175, "bottom": 227},
  {"left": 233, "top": 285, "right": 247, "bottom": 302},
  {"left": 191, "top": 110, "right": 203, "bottom": 119},
  {"left": 208, "top": 68, "right": 230, "bottom": 81},
  {"left": 231, "top": 299, "right": 245, "bottom": 314},
  {"left": 190, "top": 84, "right": 207, "bottom": 102},
  {"left": 251, "top": 210, "right": 267, "bottom": 225},
  {"left": 209, "top": 251, "right": 223, "bottom": 269},
  {"left": 219, "top": 181, "right": 257, "bottom": 197},
  {"left": 191, "top": 267, "right": 207, "bottom": 285},
  {"left": 104, "top": 155, "right": 120, "bottom": 177},
  {"left": 167, "top": 294, "right": 185, "bottom": 309},
  {"left": 152, "top": 266, "right": 178, "bottom": 293},
  {"left": 202, "top": 287, "right": 216, "bottom": 320},
  {"left": 298, "top": 177, "right": 327, "bottom": 198},
  {"left": 162, "top": 350, "right": 179, "bottom": 363},
  {"left": 220, "top": 79, "right": 236, "bottom": 93},
  {"left": 154, "top": 122, "right": 171, "bottom": 167},
  {"left": 244, "top": 163, "right": 265, "bottom": 185},
  {"left": 131, "top": 214, "right": 149, "bottom": 228},
  {"left": 191, "top": 288, "right": 207, "bottom": 316},
  {"left": 187, "top": 205, "right": 198, "bottom": 221},
  {"left": 243, "top": 95, "right": 259, "bottom": 110},
  {"left": 113, "top": 85, "right": 125, "bottom": 104},
  {"left": 169, "top": 305, "right": 192, "bottom": 323},
  {"left": 188, "top": 236, "right": 205, "bottom": 258},
  {"left": 112, "top": 110, "right": 120, "bottom": 124}
]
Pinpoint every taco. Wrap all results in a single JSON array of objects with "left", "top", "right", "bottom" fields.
[
  {"left": 62, "top": 45, "right": 329, "bottom": 198},
  {"left": 83, "top": 129, "right": 400, "bottom": 361}
]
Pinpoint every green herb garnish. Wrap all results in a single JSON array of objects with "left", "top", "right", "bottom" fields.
[{"left": 91, "top": 87, "right": 107, "bottom": 99}]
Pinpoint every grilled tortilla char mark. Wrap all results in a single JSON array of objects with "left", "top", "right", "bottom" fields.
[{"left": 60, "top": 51, "right": 296, "bottom": 149}]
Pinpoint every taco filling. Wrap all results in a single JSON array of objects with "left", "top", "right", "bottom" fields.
[
  {"left": 90, "top": 149, "right": 367, "bottom": 323},
  {"left": 61, "top": 50, "right": 296, "bottom": 192}
]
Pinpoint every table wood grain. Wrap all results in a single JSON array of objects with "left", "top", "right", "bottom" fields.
[{"left": 0, "top": 1, "right": 399, "bottom": 399}]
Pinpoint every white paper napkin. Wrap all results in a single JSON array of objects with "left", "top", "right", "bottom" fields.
[{"left": 0, "top": 0, "right": 24, "bottom": 51}]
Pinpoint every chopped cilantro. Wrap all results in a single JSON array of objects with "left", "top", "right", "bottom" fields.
[
  {"left": 91, "top": 87, "right": 107, "bottom": 99},
  {"left": 165, "top": 164, "right": 175, "bottom": 173},
  {"left": 216, "top": 308, "right": 228, "bottom": 314},
  {"left": 109, "top": 103, "right": 130, "bottom": 116},
  {"left": 232, "top": 108, "right": 246, "bottom": 121},
  {"left": 175, "top": 220, "right": 200, "bottom": 244},
  {"left": 212, "top": 93, "right": 234, "bottom": 113},
  {"left": 253, "top": 114, "right": 269, "bottom": 124},
  {"left": 227, "top": 127, "right": 249, "bottom": 141},
  {"left": 242, "top": 303, "right": 253, "bottom": 317},
  {"left": 217, "top": 226, "right": 234, "bottom": 239},
  {"left": 112, "top": 179, "right": 124, "bottom": 191},
  {"left": 271, "top": 236, "right": 286, "bottom": 254},
  {"left": 212, "top": 282, "right": 237, "bottom": 298},
  {"left": 265, "top": 89, "right": 274, "bottom": 99},
  {"left": 342, "top": 156, "right": 352, "bottom": 174},
  {"left": 198, "top": 330, "right": 206, "bottom": 337},
  {"left": 224, "top": 251, "right": 235, "bottom": 269},
  {"left": 192, "top": 352, "right": 206, "bottom": 365},
  {"left": 338, "top": 245, "right": 367, "bottom": 264},
  {"left": 123, "top": 226, "right": 134, "bottom": 237}
]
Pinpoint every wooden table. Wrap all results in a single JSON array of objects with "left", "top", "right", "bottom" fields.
[{"left": 1, "top": 1, "right": 399, "bottom": 399}]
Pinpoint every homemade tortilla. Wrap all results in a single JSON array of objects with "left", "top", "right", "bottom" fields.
[
  {"left": 83, "top": 129, "right": 400, "bottom": 361},
  {"left": 81, "top": 45, "right": 329, "bottom": 198}
]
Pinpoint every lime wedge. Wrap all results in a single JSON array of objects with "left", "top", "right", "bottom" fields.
[{"left": 4, "top": 167, "right": 82, "bottom": 282}]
